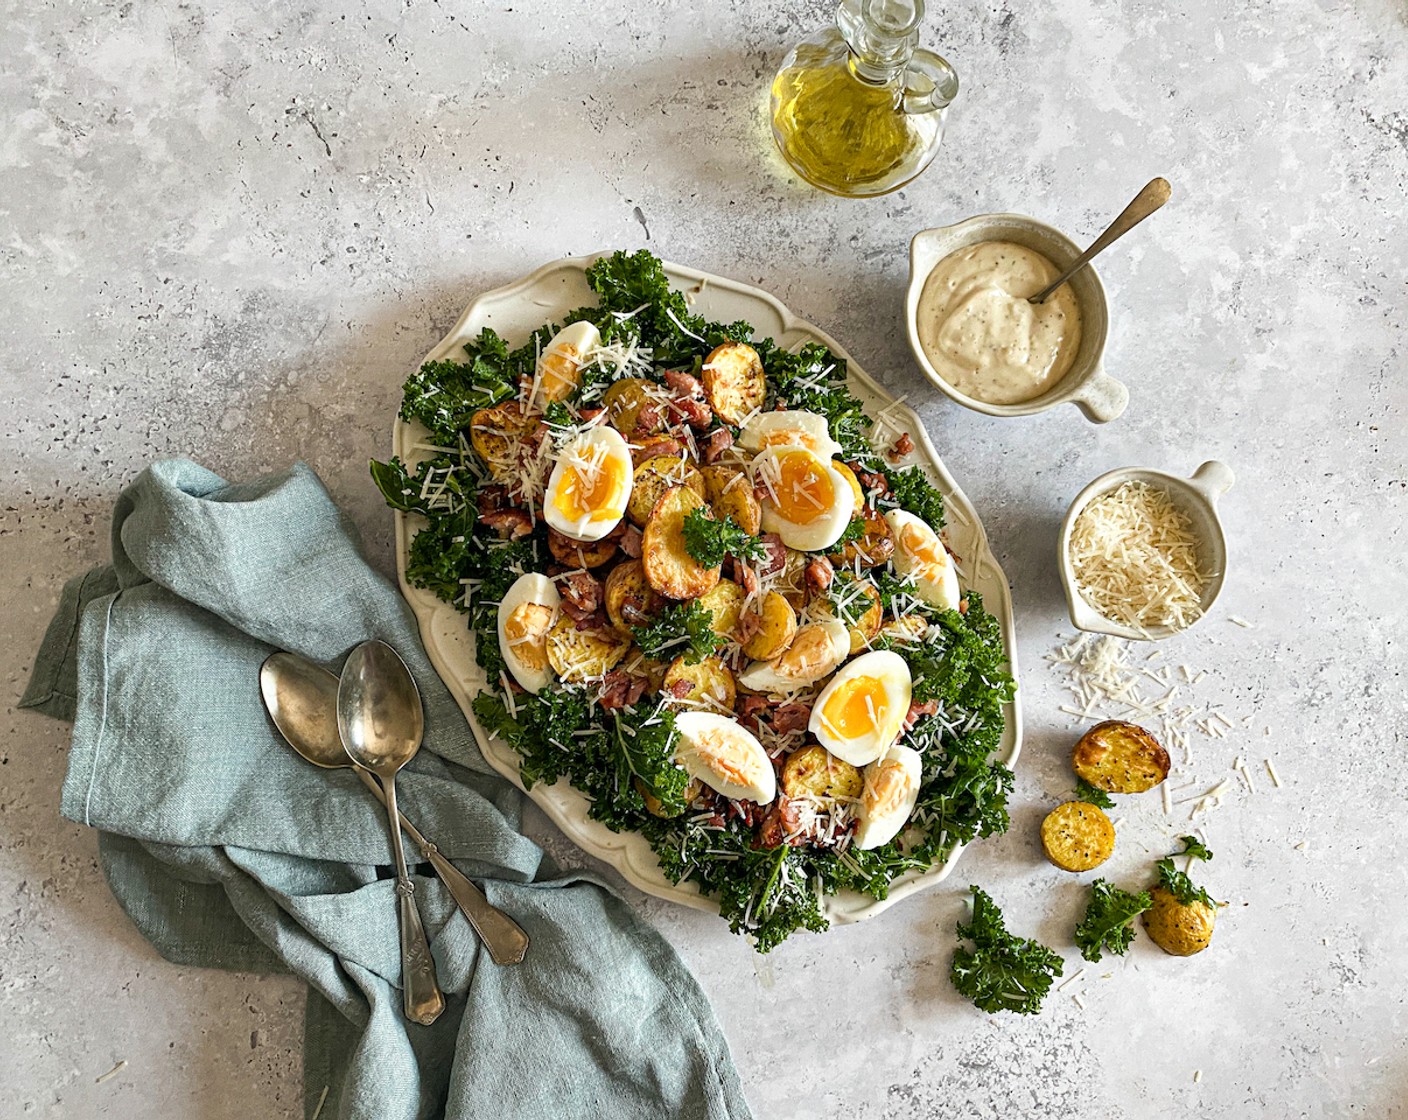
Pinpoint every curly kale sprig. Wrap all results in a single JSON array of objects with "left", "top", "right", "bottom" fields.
[
  {"left": 629, "top": 600, "right": 721, "bottom": 664},
  {"left": 1074, "top": 879, "right": 1153, "bottom": 962},
  {"left": 950, "top": 886, "right": 1064, "bottom": 1015},
  {"left": 1155, "top": 836, "right": 1216, "bottom": 908},
  {"left": 681, "top": 508, "right": 767, "bottom": 568}
]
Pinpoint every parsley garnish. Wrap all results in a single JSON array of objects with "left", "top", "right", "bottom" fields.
[
  {"left": 629, "top": 600, "right": 720, "bottom": 664},
  {"left": 1074, "top": 879, "right": 1153, "bottom": 962},
  {"left": 1155, "top": 835, "right": 1216, "bottom": 908},
  {"left": 1074, "top": 777, "right": 1115, "bottom": 809},
  {"left": 950, "top": 885, "right": 1064, "bottom": 1015},
  {"left": 681, "top": 508, "right": 766, "bottom": 568}
]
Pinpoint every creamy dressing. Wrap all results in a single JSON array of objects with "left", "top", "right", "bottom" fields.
[{"left": 916, "top": 240, "right": 1083, "bottom": 404}]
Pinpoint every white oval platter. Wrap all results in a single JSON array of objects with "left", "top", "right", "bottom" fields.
[{"left": 392, "top": 254, "right": 1021, "bottom": 926}]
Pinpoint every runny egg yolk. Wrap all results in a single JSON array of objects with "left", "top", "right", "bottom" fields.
[
  {"left": 759, "top": 429, "right": 823, "bottom": 454},
  {"left": 820, "top": 675, "right": 890, "bottom": 740},
  {"left": 554, "top": 451, "right": 628, "bottom": 522},
  {"left": 503, "top": 603, "right": 553, "bottom": 671},
  {"left": 772, "top": 450, "right": 835, "bottom": 524}
]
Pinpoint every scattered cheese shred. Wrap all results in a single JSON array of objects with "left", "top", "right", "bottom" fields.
[
  {"left": 311, "top": 1086, "right": 330, "bottom": 1120},
  {"left": 1265, "top": 758, "right": 1283, "bottom": 787},
  {"left": 96, "top": 1060, "right": 127, "bottom": 1085},
  {"left": 1068, "top": 481, "right": 1209, "bottom": 631}
]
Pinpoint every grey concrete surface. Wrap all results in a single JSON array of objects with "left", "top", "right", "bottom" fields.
[{"left": 3, "top": 1, "right": 1405, "bottom": 1116}]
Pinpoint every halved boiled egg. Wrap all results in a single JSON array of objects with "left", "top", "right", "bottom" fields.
[
  {"left": 853, "top": 745, "right": 923, "bottom": 851},
  {"left": 673, "top": 711, "right": 776, "bottom": 805},
  {"left": 808, "top": 650, "right": 912, "bottom": 767},
  {"left": 739, "top": 409, "right": 843, "bottom": 461},
  {"left": 532, "top": 320, "right": 600, "bottom": 409},
  {"left": 496, "top": 573, "right": 560, "bottom": 694},
  {"left": 884, "top": 509, "right": 960, "bottom": 610},
  {"left": 544, "top": 426, "right": 634, "bottom": 542},
  {"left": 752, "top": 447, "right": 855, "bottom": 551},
  {"left": 737, "top": 619, "right": 850, "bottom": 694}
]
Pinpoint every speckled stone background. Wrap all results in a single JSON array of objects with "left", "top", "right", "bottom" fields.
[{"left": 3, "top": 1, "right": 1405, "bottom": 1116}]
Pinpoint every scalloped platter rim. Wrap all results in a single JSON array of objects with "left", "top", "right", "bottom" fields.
[{"left": 391, "top": 254, "right": 1022, "bottom": 927}]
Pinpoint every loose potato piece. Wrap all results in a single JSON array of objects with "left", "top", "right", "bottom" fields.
[
  {"left": 878, "top": 615, "right": 929, "bottom": 644},
  {"left": 1143, "top": 887, "right": 1216, "bottom": 956},
  {"left": 775, "top": 548, "right": 811, "bottom": 610},
  {"left": 628, "top": 454, "right": 707, "bottom": 528},
  {"left": 470, "top": 402, "right": 537, "bottom": 484},
  {"left": 816, "top": 578, "right": 884, "bottom": 654},
  {"left": 548, "top": 527, "right": 617, "bottom": 569},
  {"left": 782, "top": 745, "right": 863, "bottom": 801},
  {"left": 603, "top": 377, "right": 659, "bottom": 435},
  {"left": 545, "top": 615, "right": 630, "bottom": 683},
  {"left": 701, "top": 465, "right": 762, "bottom": 536},
  {"left": 635, "top": 776, "right": 703, "bottom": 818},
  {"left": 1040, "top": 801, "right": 1116, "bottom": 872},
  {"left": 701, "top": 342, "right": 766, "bottom": 426},
  {"left": 831, "top": 509, "right": 895, "bottom": 570},
  {"left": 697, "top": 579, "right": 746, "bottom": 640},
  {"left": 642, "top": 486, "right": 721, "bottom": 600},
  {"left": 604, "top": 560, "right": 663, "bottom": 631},
  {"left": 741, "top": 591, "right": 798, "bottom": 660},
  {"left": 662, "top": 655, "right": 736, "bottom": 713},
  {"left": 1072, "top": 720, "right": 1171, "bottom": 794}
]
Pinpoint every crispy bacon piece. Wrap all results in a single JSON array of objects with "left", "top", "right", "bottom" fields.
[
  {"left": 633, "top": 402, "right": 666, "bottom": 437},
  {"left": 755, "top": 795, "right": 803, "bottom": 849},
  {"left": 757, "top": 533, "right": 787, "bottom": 577},
  {"left": 572, "top": 610, "right": 612, "bottom": 633},
  {"left": 804, "top": 557, "right": 834, "bottom": 593},
  {"left": 733, "top": 558, "right": 759, "bottom": 597},
  {"left": 579, "top": 407, "right": 606, "bottom": 423},
  {"left": 619, "top": 524, "right": 644, "bottom": 558},
  {"left": 631, "top": 435, "right": 683, "bottom": 466},
  {"left": 903, "top": 699, "right": 940, "bottom": 732},
  {"left": 559, "top": 570, "right": 604, "bottom": 618},
  {"left": 598, "top": 669, "right": 649, "bottom": 711},
  {"left": 728, "top": 799, "right": 764, "bottom": 828},
  {"left": 958, "top": 597, "right": 969, "bottom": 615},
  {"left": 667, "top": 678, "right": 694, "bottom": 700},
  {"left": 772, "top": 702, "right": 811, "bottom": 734},
  {"left": 735, "top": 605, "right": 762, "bottom": 645},
  {"left": 736, "top": 694, "right": 770, "bottom": 732},
  {"left": 703, "top": 427, "right": 734, "bottom": 464},
  {"left": 671, "top": 397, "right": 713, "bottom": 430},
  {"left": 887, "top": 433, "right": 915, "bottom": 461},
  {"left": 753, "top": 481, "right": 772, "bottom": 505},
  {"left": 482, "top": 508, "right": 533, "bottom": 540},
  {"left": 853, "top": 466, "right": 890, "bottom": 499},
  {"left": 663, "top": 368, "right": 704, "bottom": 397}
]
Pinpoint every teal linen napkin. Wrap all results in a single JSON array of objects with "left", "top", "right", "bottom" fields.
[{"left": 20, "top": 459, "right": 752, "bottom": 1120}]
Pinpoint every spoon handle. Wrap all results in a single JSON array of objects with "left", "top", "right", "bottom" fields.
[
  {"left": 381, "top": 775, "right": 447, "bottom": 1025},
  {"left": 353, "top": 770, "right": 529, "bottom": 965},
  {"left": 1029, "top": 177, "right": 1171, "bottom": 304}
]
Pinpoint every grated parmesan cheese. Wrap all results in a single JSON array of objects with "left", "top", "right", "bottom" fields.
[{"left": 1068, "top": 481, "right": 1209, "bottom": 632}]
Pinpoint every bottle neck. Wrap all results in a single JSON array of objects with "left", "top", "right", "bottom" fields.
[{"left": 838, "top": 0, "right": 924, "bottom": 85}]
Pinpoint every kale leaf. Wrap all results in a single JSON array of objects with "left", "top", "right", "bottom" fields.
[
  {"left": 950, "top": 885, "right": 1064, "bottom": 1015},
  {"left": 399, "top": 328, "right": 521, "bottom": 444},
  {"left": 1155, "top": 835, "right": 1216, "bottom": 907},
  {"left": 681, "top": 508, "right": 766, "bottom": 567},
  {"left": 1074, "top": 879, "right": 1153, "bottom": 962},
  {"left": 884, "top": 465, "right": 947, "bottom": 529},
  {"left": 629, "top": 600, "right": 721, "bottom": 664}
]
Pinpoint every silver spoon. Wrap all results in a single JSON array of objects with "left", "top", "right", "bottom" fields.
[
  {"left": 338, "top": 640, "right": 446, "bottom": 1025},
  {"left": 259, "top": 653, "right": 530, "bottom": 966},
  {"left": 1028, "top": 177, "right": 1171, "bottom": 304}
]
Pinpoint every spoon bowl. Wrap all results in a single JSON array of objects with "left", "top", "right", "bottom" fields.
[{"left": 338, "top": 641, "right": 425, "bottom": 775}]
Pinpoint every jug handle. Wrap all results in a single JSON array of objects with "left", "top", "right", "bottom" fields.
[{"left": 902, "top": 49, "right": 959, "bottom": 115}]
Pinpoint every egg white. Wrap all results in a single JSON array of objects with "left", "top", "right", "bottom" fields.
[
  {"left": 737, "top": 619, "right": 850, "bottom": 695},
  {"left": 739, "top": 409, "right": 843, "bottom": 460},
  {"left": 752, "top": 447, "right": 855, "bottom": 552},
  {"left": 544, "top": 426, "right": 634, "bottom": 542},
  {"left": 853, "top": 745, "right": 922, "bottom": 851},
  {"left": 673, "top": 712, "right": 776, "bottom": 804},
  {"left": 496, "top": 573, "right": 560, "bottom": 694},
  {"left": 531, "top": 320, "right": 600, "bottom": 410},
  {"left": 883, "top": 509, "right": 961, "bottom": 610},
  {"left": 808, "top": 650, "right": 912, "bottom": 767}
]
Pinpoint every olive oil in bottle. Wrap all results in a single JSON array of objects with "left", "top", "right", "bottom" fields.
[{"left": 770, "top": 0, "right": 958, "bottom": 198}]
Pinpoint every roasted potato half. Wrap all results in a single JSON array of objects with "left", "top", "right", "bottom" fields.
[
  {"left": 878, "top": 615, "right": 929, "bottom": 645},
  {"left": 470, "top": 402, "right": 537, "bottom": 484},
  {"left": 741, "top": 591, "right": 798, "bottom": 660},
  {"left": 830, "top": 509, "right": 895, "bottom": 570},
  {"left": 1143, "top": 886, "right": 1216, "bottom": 956},
  {"left": 1072, "top": 720, "right": 1171, "bottom": 794},
  {"left": 697, "top": 578, "right": 746, "bottom": 640},
  {"left": 1040, "top": 801, "right": 1116, "bottom": 872},
  {"left": 663, "top": 654, "right": 736, "bottom": 712},
  {"left": 548, "top": 527, "right": 617, "bottom": 569},
  {"left": 628, "top": 454, "right": 707, "bottom": 528},
  {"left": 545, "top": 615, "right": 630, "bottom": 683},
  {"left": 776, "top": 548, "right": 812, "bottom": 611},
  {"left": 701, "top": 465, "right": 762, "bottom": 536},
  {"left": 642, "top": 486, "right": 722, "bottom": 600},
  {"left": 603, "top": 377, "right": 660, "bottom": 435},
  {"left": 604, "top": 559, "right": 663, "bottom": 631},
  {"left": 782, "top": 745, "right": 863, "bottom": 801},
  {"left": 701, "top": 341, "right": 766, "bottom": 426},
  {"left": 821, "top": 578, "right": 883, "bottom": 654}
]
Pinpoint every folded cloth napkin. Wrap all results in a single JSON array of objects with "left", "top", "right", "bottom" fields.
[{"left": 20, "top": 459, "right": 753, "bottom": 1120}]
